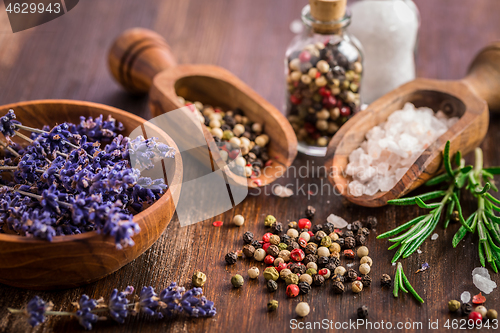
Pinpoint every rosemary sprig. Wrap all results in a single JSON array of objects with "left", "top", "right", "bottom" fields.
[
  {"left": 377, "top": 141, "right": 471, "bottom": 262},
  {"left": 393, "top": 263, "right": 424, "bottom": 303}
]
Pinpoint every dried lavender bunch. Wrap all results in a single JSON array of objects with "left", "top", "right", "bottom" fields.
[
  {"left": 8, "top": 283, "right": 216, "bottom": 330},
  {"left": 0, "top": 109, "right": 175, "bottom": 249}
]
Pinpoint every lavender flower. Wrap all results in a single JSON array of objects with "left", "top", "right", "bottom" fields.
[
  {"left": 75, "top": 295, "right": 99, "bottom": 330},
  {"left": 108, "top": 286, "right": 133, "bottom": 323},
  {"left": 159, "top": 283, "right": 216, "bottom": 317},
  {"left": 25, "top": 296, "right": 52, "bottom": 327},
  {"left": 137, "top": 286, "right": 160, "bottom": 316},
  {"left": 0, "top": 109, "right": 20, "bottom": 137}
]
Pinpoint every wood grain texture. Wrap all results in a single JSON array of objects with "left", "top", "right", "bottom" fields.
[
  {"left": 0, "top": 0, "right": 499, "bottom": 332},
  {"left": 0, "top": 100, "right": 182, "bottom": 290}
]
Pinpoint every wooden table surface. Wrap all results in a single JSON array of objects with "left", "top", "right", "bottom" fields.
[{"left": 1, "top": 0, "right": 500, "bottom": 332}]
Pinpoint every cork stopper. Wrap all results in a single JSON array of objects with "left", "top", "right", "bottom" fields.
[{"left": 308, "top": 0, "right": 347, "bottom": 34}]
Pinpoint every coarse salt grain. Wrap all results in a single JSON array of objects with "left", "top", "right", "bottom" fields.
[
  {"left": 431, "top": 233, "right": 439, "bottom": 241},
  {"left": 346, "top": 103, "right": 458, "bottom": 196}
]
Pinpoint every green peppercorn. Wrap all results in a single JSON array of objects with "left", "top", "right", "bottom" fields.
[
  {"left": 278, "top": 243, "right": 288, "bottom": 251},
  {"left": 285, "top": 273, "right": 299, "bottom": 285},
  {"left": 487, "top": 309, "right": 498, "bottom": 320},
  {"left": 231, "top": 274, "right": 244, "bottom": 288},
  {"left": 264, "top": 267, "right": 280, "bottom": 281},
  {"left": 306, "top": 268, "right": 317, "bottom": 276},
  {"left": 267, "top": 299, "right": 279, "bottom": 312},
  {"left": 448, "top": 300, "right": 461, "bottom": 312},
  {"left": 321, "top": 235, "right": 332, "bottom": 247},
  {"left": 267, "top": 279, "right": 278, "bottom": 292},
  {"left": 192, "top": 271, "right": 207, "bottom": 287},
  {"left": 264, "top": 215, "right": 277, "bottom": 227},
  {"left": 222, "top": 130, "right": 234, "bottom": 140}
]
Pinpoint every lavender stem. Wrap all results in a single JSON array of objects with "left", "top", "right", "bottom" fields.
[{"left": 0, "top": 184, "right": 72, "bottom": 209}]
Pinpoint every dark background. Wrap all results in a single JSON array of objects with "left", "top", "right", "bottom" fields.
[{"left": 0, "top": 0, "right": 500, "bottom": 332}]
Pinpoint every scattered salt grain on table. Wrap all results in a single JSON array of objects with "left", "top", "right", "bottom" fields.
[
  {"left": 346, "top": 103, "right": 458, "bottom": 196},
  {"left": 431, "top": 233, "right": 439, "bottom": 241},
  {"left": 327, "top": 214, "right": 348, "bottom": 229},
  {"left": 461, "top": 291, "right": 471, "bottom": 304},
  {"left": 416, "top": 249, "right": 422, "bottom": 254},
  {"left": 272, "top": 185, "right": 293, "bottom": 198},
  {"left": 472, "top": 267, "right": 497, "bottom": 294}
]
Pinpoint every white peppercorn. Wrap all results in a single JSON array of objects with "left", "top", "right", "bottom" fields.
[
  {"left": 352, "top": 280, "right": 363, "bottom": 293},
  {"left": 287, "top": 228, "right": 299, "bottom": 239},
  {"left": 306, "top": 262, "right": 318, "bottom": 271},
  {"left": 359, "top": 263, "right": 371, "bottom": 275},
  {"left": 233, "top": 124, "right": 245, "bottom": 136},
  {"left": 317, "top": 246, "right": 330, "bottom": 257},
  {"left": 235, "top": 156, "right": 246, "bottom": 167},
  {"left": 278, "top": 250, "right": 291, "bottom": 262},
  {"left": 233, "top": 214, "right": 245, "bottom": 226},
  {"left": 360, "top": 256, "right": 373, "bottom": 267},
  {"left": 357, "top": 246, "right": 369, "bottom": 258},
  {"left": 280, "top": 268, "right": 292, "bottom": 280},
  {"left": 334, "top": 266, "right": 346, "bottom": 276},
  {"left": 299, "top": 232, "right": 311, "bottom": 242},
  {"left": 329, "top": 243, "right": 341, "bottom": 253},
  {"left": 475, "top": 306, "right": 487, "bottom": 317},
  {"left": 296, "top": 302, "right": 310, "bottom": 317},
  {"left": 299, "top": 273, "right": 313, "bottom": 285},
  {"left": 248, "top": 267, "right": 260, "bottom": 279},
  {"left": 211, "top": 127, "right": 223, "bottom": 139},
  {"left": 254, "top": 248, "right": 266, "bottom": 261},
  {"left": 274, "top": 257, "right": 285, "bottom": 267}
]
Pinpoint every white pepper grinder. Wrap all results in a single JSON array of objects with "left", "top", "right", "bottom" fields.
[{"left": 348, "top": 0, "right": 420, "bottom": 104}]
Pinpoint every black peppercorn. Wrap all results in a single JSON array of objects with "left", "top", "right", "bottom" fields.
[
  {"left": 366, "top": 216, "right": 378, "bottom": 229},
  {"left": 305, "top": 243, "right": 318, "bottom": 255},
  {"left": 314, "top": 274, "right": 325, "bottom": 286},
  {"left": 294, "top": 264, "right": 306, "bottom": 275},
  {"left": 323, "top": 222, "right": 335, "bottom": 234},
  {"left": 315, "top": 231, "right": 327, "bottom": 243},
  {"left": 358, "top": 227, "right": 370, "bottom": 237},
  {"left": 335, "top": 238, "right": 345, "bottom": 248},
  {"left": 361, "top": 275, "right": 372, "bottom": 287},
  {"left": 352, "top": 221, "right": 362, "bottom": 232},
  {"left": 318, "top": 256, "right": 330, "bottom": 267},
  {"left": 243, "top": 231, "right": 254, "bottom": 244},
  {"left": 225, "top": 252, "right": 238, "bottom": 265},
  {"left": 242, "top": 244, "right": 255, "bottom": 258},
  {"left": 357, "top": 305, "right": 369, "bottom": 319},
  {"left": 287, "top": 241, "right": 300, "bottom": 252},
  {"left": 311, "top": 224, "right": 323, "bottom": 234},
  {"left": 332, "top": 274, "right": 344, "bottom": 283},
  {"left": 281, "top": 234, "right": 292, "bottom": 245},
  {"left": 461, "top": 302, "right": 472, "bottom": 316},
  {"left": 344, "top": 237, "right": 356, "bottom": 249},
  {"left": 267, "top": 245, "right": 280, "bottom": 257},
  {"left": 325, "top": 262, "right": 337, "bottom": 272},
  {"left": 267, "top": 279, "right": 278, "bottom": 293},
  {"left": 305, "top": 205, "right": 316, "bottom": 219},
  {"left": 303, "top": 254, "right": 318, "bottom": 265},
  {"left": 271, "top": 222, "right": 283, "bottom": 234},
  {"left": 298, "top": 281, "right": 311, "bottom": 294},
  {"left": 344, "top": 230, "right": 355, "bottom": 238},
  {"left": 380, "top": 274, "right": 392, "bottom": 287},
  {"left": 289, "top": 263, "right": 300, "bottom": 274},
  {"left": 299, "top": 228, "right": 309, "bottom": 234},
  {"left": 355, "top": 234, "right": 366, "bottom": 246},
  {"left": 288, "top": 221, "right": 298, "bottom": 229},
  {"left": 332, "top": 281, "right": 345, "bottom": 294},
  {"left": 251, "top": 240, "right": 262, "bottom": 249},
  {"left": 345, "top": 268, "right": 358, "bottom": 282}
]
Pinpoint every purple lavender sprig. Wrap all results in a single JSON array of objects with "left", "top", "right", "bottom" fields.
[{"left": 8, "top": 283, "right": 216, "bottom": 330}]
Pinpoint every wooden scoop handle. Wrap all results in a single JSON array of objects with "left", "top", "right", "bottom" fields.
[
  {"left": 108, "top": 28, "right": 177, "bottom": 94},
  {"left": 464, "top": 41, "right": 500, "bottom": 111}
]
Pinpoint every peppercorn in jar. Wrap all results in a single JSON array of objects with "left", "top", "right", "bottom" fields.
[{"left": 285, "top": 0, "right": 363, "bottom": 156}]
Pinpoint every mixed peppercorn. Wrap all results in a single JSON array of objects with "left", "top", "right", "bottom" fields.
[
  {"left": 286, "top": 41, "right": 362, "bottom": 147},
  {"left": 180, "top": 98, "right": 271, "bottom": 179}
]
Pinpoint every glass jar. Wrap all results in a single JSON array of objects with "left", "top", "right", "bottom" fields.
[{"left": 285, "top": 4, "right": 363, "bottom": 156}]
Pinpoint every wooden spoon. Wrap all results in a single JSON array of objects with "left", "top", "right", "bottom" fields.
[
  {"left": 0, "top": 100, "right": 182, "bottom": 289},
  {"left": 108, "top": 28, "right": 297, "bottom": 188},
  {"left": 325, "top": 42, "right": 500, "bottom": 207}
]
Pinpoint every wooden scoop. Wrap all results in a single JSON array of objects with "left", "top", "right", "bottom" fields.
[
  {"left": 325, "top": 42, "right": 500, "bottom": 207},
  {"left": 108, "top": 28, "right": 297, "bottom": 188}
]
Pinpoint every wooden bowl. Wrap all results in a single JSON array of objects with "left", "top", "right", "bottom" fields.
[
  {"left": 0, "top": 100, "right": 182, "bottom": 290},
  {"left": 325, "top": 42, "right": 500, "bottom": 207},
  {"left": 108, "top": 28, "right": 297, "bottom": 188}
]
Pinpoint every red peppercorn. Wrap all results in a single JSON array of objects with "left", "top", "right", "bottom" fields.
[
  {"left": 315, "top": 72, "right": 321, "bottom": 78},
  {"left": 356, "top": 276, "right": 362, "bottom": 281},
  {"left": 344, "top": 249, "right": 355, "bottom": 259},
  {"left": 290, "top": 248, "right": 305, "bottom": 262},
  {"left": 340, "top": 106, "right": 351, "bottom": 117},
  {"left": 318, "top": 268, "right": 328, "bottom": 276},
  {"left": 290, "top": 95, "right": 301, "bottom": 105},
  {"left": 214, "top": 108, "right": 222, "bottom": 113},
  {"left": 299, "top": 50, "right": 311, "bottom": 62},
  {"left": 468, "top": 312, "right": 482, "bottom": 325},
  {"left": 298, "top": 218, "right": 312, "bottom": 229},
  {"left": 304, "top": 123, "right": 316, "bottom": 134},
  {"left": 322, "top": 96, "right": 337, "bottom": 108},
  {"left": 472, "top": 292, "right": 486, "bottom": 305},
  {"left": 318, "top": 87, "right": 331, "bottom": 97},
  {"left": 308, "top": 231, "right": 314, "bottom": 237},
  {"left": 228, "top": 149, "right": 241, "bottom": 160},
  {"left": 336, "top": 99, "right": 343, "bottom": 108},
  {"left": 263, "top": 233, "right": 273, "bottom": 243},
  {"left": 265, "top": 160, "right": 273, "bottom": 167},
  {"left": 262, "top": 242, "right": 271, "bottom": 252},
  {"left": 264, "top": 255, "right": 275, "bottom": 265},
  {"left": 253, "top": 179, "right": 262, "bottom": 186},
  {"left": 298, "top": 237, "right": 307, "bottom": 248},
  {"left": 286, "top": 284, "right": 300, "bottom": 298},
  {"left": 276, "top": 262, "right": 287, "bottom": 272},
  {"left": 212, "top": 221, "right": 223, "bottom": 227}
]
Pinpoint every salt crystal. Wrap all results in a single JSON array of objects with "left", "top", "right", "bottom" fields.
[
  {"left": 473, "top": 274, "right": 497, "bottom": 294},
  {"left": 416, "top": 249, "right": 422, "bottom": 254},
  {"left": 431, "top": 233, "right": 439, "bottom": 241},
  {"left": 272, "top": 185, "right": 293, "bottom": 198},
  {"left": 392, "top": 263, "right": 396, "bottom": 266},
  {"left": 461, "top": 291, "right": 471, "bottom": 303},
  {"left": 472, "top": 267, "right": 490, "bottom": 279},
  {"left": 347, "top": 224, "right": 352, "bottom": 230},
  {"left": 346, "top": 103, "right": 458, "bottom": 196},
  {"left": 347, "top": 263, "right": 354, "bottom": 267},
  {"left": 327, "top": 214, "right": 348, "bottom": 229}
]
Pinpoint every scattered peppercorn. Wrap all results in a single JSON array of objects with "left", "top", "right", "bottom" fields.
[
  {"left": 264, "top": 267, "right": 280, "bottom": 281},
  {"left": 251, "top": 240, "right": 262, "bottom": 249},
  {"left": 298, "top": 281, "right": 312, "bottom": 294},
  {"left": 334, "top": 266, "right": 346, "bottom": 276},
  {"left": 361, "top": 275, "right": 372, "bottom": 287},
  {"left": 233, "top": 215, "right": 245, "bottom": 226},
  {"left": 267, "top": 245, "right": 280, "bottom": 257},
  {"left": 192, "top": 271, "right": 207, "bottom": 287},
  {"left": 280, "top": 268, "right": 292, "bottom": 280},
  {"left": 469, "top": 311, "right": 482, "bottom": 325},
  {"left": 343, "top": 249, "right": 355, "bottom": 259},
  {"left": 461, "top": 302, "right": 473, "bottom": 316},
  {"left": 305, "top": 206, "right": 316, "bottom": 219},
  {"left": 264, "top": 215, "right": 277, "bottom": 227},
  {"left": 358, "top": 227, "right": 370, "bottom": 237},
  {"left": 271, "top": 222, "right": 283, "bottom": 234},
  {"left": 242, "top": 244, "right": 255, "bottom": 258},
  {"left": 318, "top": 268, "right": 331, "bottom": 279},
  {"left": 323, "top": 222, "right": 335, "bottom": 234},
  {"left": 366, "top": 216, "right": 377, "bottom": 229},
  {"left": 451, "top": 211, "right": 460, "bottom": 224},
  {"left": 332, "top": 274, "right": 344, "bottom": 283},
  {"left": 248, "top": 267, "right": 260, "bottom": 279},
  {"left": 295, "top": 302, "right": 310, "bottom": 317},
  {"left": 351, "top": 220, "right": 362, "bottom": 232},
  {"left": 344, "top": 230, "right": 355, "bottom": 238},
  {"left": 254, "top": 248, "right": 266, "bottom": 261},
  {"left": 288, "top": 221, "right": 298, "bottom": 229},
  {"left": 448, "top": 300, "right": 460, "bottom": 312},
  {"left": 332, "top": 281, "right": 345, "bottom": 294},
  {"left": 487, "top": 309, "right": 498, "bottom": 320},
  {"left": 311, "top": 224, "right": 322, "bottom": 234},
  {"left": 315, "top": 231, "right": 327, "bottom": 243},
  {"left": 335, "top": 238, "right": 345, "bottom": 247},
  {"left": 344, "top": 237, "right": 356, "bottom": 249},
  {"left": 243, "top": 231, "right": 254, "bottom": 244},
  {"left": 286, "top": 284, "right": 300, "bottom": 298},
  {"left": 267, "top": 300, "right": 279, "bottom": 312},
  {"left": 475, "top": 306, "right": 487, "bottom": 317},
  {"left": 346, "top": 268, "right": 358, "bottom": 282},
  {"left": 357, "top": 305, "right": 369, "bottom": 319},
  {"left": 381, "top": 274, "right": 392, "bottom": 287},
  {"left": 231, "top": 274, "right": 244, "bottom": 288},
  {"left": 287, "top": 228, "right": 299, "bottom": 239},
  {"left": 225, "top": 252, "right": 238, "bottom": 265},
  {"left": 286, "top": 273, "right": 300, "bottom": 285},
  {"left": 314, "top": 274, "right": 325, "bottom": 286},
  {"left": 267, "top": 279, "right": 278, "bottom": 292},
  {"left": 359, "top": 263, "right": 371, "bottom": 275},
  {"left": 352, "top": 280, "right": 363, "bottom": 293},
  {"left": 360, "top": 256, "right": 373, "bottom": 267},
  {"left": 355, "top": 234, "right": 366, "bottom": 246}
]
